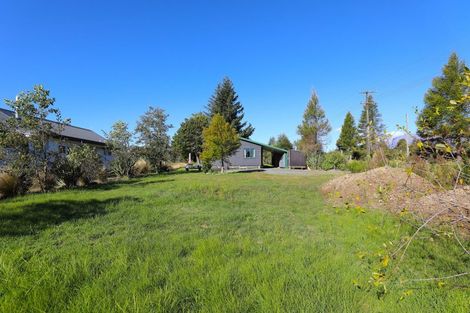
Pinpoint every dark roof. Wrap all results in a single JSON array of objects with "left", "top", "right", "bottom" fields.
[
  {"left": 240, "top": 137, "right": 288, "bottom": 153},
  {"left": 0, "top": 108, "right": 106, "bottom": 145}
]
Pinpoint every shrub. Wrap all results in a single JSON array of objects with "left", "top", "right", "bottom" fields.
[
  {"left": 132, "top": 159, "right": 151, "bottom": 176},
  {"left": 346, "top": 160, "right": 368, "bottom": 173},
  {"left": 0, "top": 172, "right": 20, "bottom": 199},
  {"left": 202, "top": 160, "right": 213, "bottom": 173},
  {"left": 369, "top": 148, "right": 388, "bottom": 169},
  {"left": 55, "top": 145, "right": 104, "bottom": 187},
  {"left": 410, "top": 155, "right": 467, "bottom": 189},
  {"left": 306, "top": 153, "right": 324, "bottom": 170},
  {"left": 351, "top": 148, "right": 366, "bottom": 160},
  {"left": 320, "top": 151, "right": 347, "bottom": 170},
  {"left": 429, "top": 158, "right": 461, "bottom": 189},
  {"left": 97, "top": 167, "right": 109, "bottom": 184}
]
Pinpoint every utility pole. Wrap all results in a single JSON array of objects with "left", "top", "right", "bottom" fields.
[{"left": 361, "top": 91, "right": 375, "bottom": 157}]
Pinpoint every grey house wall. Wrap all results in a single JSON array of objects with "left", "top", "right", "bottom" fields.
[{"left": 213, "top": 140, "right": 262, "bottom": 169}]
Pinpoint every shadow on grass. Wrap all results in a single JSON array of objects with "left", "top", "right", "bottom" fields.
[
  {"left": 0, "top": 196, "right": 140, "bottom": 237},
  {"left": 85, "top": 178, "right": 175, "bottom": 191},
  {"left": 228, "top": 169, "right": 266, "bottom": 174}
]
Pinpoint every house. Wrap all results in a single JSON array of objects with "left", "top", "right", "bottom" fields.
[
  {"left": 214, "top": 137, "right": 306, "bottom": 170},
  {"left": 0, "top": 108, "right": 112, "bottom": 166}
]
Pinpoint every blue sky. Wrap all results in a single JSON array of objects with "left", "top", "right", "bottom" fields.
[{"left": 1, "top": 0, "right": 469, "bottom": 150}]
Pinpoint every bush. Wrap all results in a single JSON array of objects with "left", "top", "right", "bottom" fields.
[
  {"left": 346, "top": 160, "right": 368, "bottom": 173},
  {"left": 410, "top": 155, "right": 467, "bottom": 189},
  {"left": 202, "top": 160, "right": 213, "bottom": 173},
  {"left": 351, "top": 148, "right": 366, "bottom": 160},
  {"left": 155, "top": 162, "right": 171, "bottom": 173},
  {"left": 306, "top": 153, "right": 324, "bottom": 170},
  {"left": 369, "top": 148, "right": 388, "bottom": 169},
  {"left": 429, "top": 158, "right": 461, "bottom": 189},
  {"left": 97, "top": 167, "right": 109, "bottom": 184},
  {"left": 320, "top": 151, "right": 348, "bottom": 170},
  {"left": 0, "top": 172, "right": 20, "bottom": 199},
  {"left": 132, "top": 159, "right": 151, "bottom": 176},
  {"left": 55, "top": 145, "right": 104, "bottom": 187}
]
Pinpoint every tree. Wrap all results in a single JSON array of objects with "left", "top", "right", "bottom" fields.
[
  {"left": 336, "top": 112, "right": 358, "bottom": 153},
  {"left": 297, "top": 91, "right": 331, "bottom": 155},
  {"left": 105, "top": 121, "right": 136, "bottom": 177},
  {"left": 268, "top": 137, "right": 276, "bottom": 146},
  {"left": 417, "top": 53, "right": 469, "bottom": 150},
  {"left": 0, "top": 85, "right": 69, "bottom": 192},
  {"left": 206, "top": 77, "right": 254, "bottom": 138},
  {"left": 135, "top": 106, "right": 173, "bottom": 171},
  {"left": 274, "top": 133, "right": 293, "bottom": 150},
  {"left": 172, "top": 113, "right": 209, "bottom": 163},
  {"left": 358, "top": 94, "right": 385, "bottom": 156},
  {"left": 201, "top": 114, "right": 240, "bottom": 173}
]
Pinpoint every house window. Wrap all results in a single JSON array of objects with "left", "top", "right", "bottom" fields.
[{"left": 244, "top": 148, "right": 256, "bottom": 158}]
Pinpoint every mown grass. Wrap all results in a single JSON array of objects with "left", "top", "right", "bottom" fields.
[{"left": 0, "top": 171, "right": 468, "bottom": 312}]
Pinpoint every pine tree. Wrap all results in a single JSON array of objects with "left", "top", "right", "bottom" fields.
[
  {"left": 206, "top": 77, "right": 254, "bottom": 138},
  {"left": 358, "top": 94, "right": 385, "bottom": 155},
  {"left": 201, "top": 114, "right": 240, "bottom": 173},
  {"left": 275, "top": 133, "right": 293, "bottom": 150},
  {"left": 268, "top": 137, "right": 276, "bottom": 146},
  {"left": 417, "top": 53, "right": 469, "bottom": 149},
  {"left": 336, "top": 112, "right": 358, "bottom": 153},
  {"left": 297, "top": 91, "right": 331, "bottom": 155}
]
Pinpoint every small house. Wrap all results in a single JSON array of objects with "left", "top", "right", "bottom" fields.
[{"left": 213, "top": 137, "right": 306, "bottom": 170}]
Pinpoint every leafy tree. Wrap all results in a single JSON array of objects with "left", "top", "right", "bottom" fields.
[
  {"left": 105, "top": 121, "right": 136, "bottom": 177},
  {"left": 274, "top": 133, "right": 293, "bottom": 150},
  {"left": 54, "top": 144, "right": 103, "bottom": 187},
  {"left": 297, "top": 91, "right": 331, "bottom": 155},
  {"left": 336, "top": 112, "right": 358, "bottom": 153},
  {"left": 201, "top": 114, "right": 240, "bottom": 173},
  {"left": 417, "top": 53, "right": 469, "bottom": 150},
  {"left": 172, "top": 113, "right": 209, "bottom": 163},
  {"left": 135, "top": 106, "right": 173, "bottom": 171},
  {"left": 0, "top": 85, "right": 69, "bottom": 192},
  {"left": 358, "top": 94, "right": 385, "bottom": 156},
  {"left": 206, "top": 77, "right": 254, "bottom": 138}
]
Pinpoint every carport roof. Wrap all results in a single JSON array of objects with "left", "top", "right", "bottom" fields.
[{"left": 240, "top": 137, "right": 288, "bottom": 154}]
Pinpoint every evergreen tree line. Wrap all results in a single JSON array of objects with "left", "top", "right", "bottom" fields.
[{"left": 335, "top": 94, "right": 385, "bottom": 159}]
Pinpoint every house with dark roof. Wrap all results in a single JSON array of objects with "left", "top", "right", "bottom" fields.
[
  {"left": 213, "top": 137, "right": 306, "bottom": 170},
  {"left": 0, "top": 108, "right": 112, "bottom": 165}
]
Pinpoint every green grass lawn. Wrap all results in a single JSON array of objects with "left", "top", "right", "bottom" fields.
[{"left": 0, "top": 172, "right": 468, "bottom": 312}]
